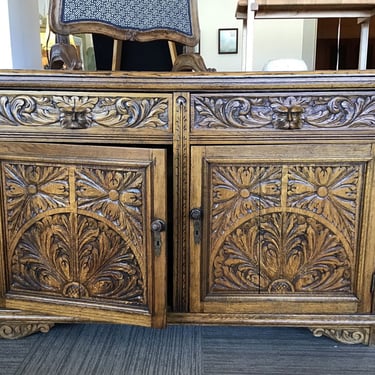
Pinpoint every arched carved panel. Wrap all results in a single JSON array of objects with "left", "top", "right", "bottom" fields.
[
  {"left": 206, "top": 160, "right": 364, "bottom": 297},
  {"left": 3, "top": 160, "right": 148, "bottom": 307}
]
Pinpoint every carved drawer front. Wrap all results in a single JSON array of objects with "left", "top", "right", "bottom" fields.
[
  {"left": 0, "top": 91, "right": 172, "bottom": 135},
  {"left": 190, "top": 144, "right": 374, "bottom": 314},
  {"left": 0, "top": 142, "right": 167, "bottom": 328},
  {"left": 191, "top": 93, "right": 375, "bottom": 133}
]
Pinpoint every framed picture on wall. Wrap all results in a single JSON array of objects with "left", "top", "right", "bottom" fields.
[{"left": 218, "top": 28, "right": 238, "bottom": 54}]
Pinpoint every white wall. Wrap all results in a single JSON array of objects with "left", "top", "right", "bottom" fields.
[
  {"left": 302, "top": 19, "right": 317, "bottom": 70},
  {"left": 0, "top": 0, "right": 13, "bottom": 69},
  {"left": 0, "top": 0, "right": 41, "bottom": 69},
  {"left": 198, "top": 0, "right": 317, "bottom": 72},
  {"left": 9, "top": 0, "right": 42, "bottom": 69},
  {"left": 198, "top": 0, "right": 243, "bottom": 72},
  {"left": 253, "top": 19, "right": 305, "bottom": 71}
]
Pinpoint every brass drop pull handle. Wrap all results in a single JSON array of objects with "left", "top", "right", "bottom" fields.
[
  {"left": 190, "top": 208, "right": 202, "bottom": 245},
  {"left": 151, "top": 219, "right": 166, "bottom": 256}
]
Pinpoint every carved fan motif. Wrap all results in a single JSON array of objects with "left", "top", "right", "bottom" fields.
[
  {"left": 208, "top": 162, "right": 363, "bottom": 295},
  {"left": 212, "top": 211, "right": 352, "bottom": 293},
  {"left": 10, "top": 214, "right": 145, "bottom": 304}
]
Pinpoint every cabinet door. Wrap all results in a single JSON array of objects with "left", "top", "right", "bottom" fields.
[
  {"left": 0, "top": 142, "right": 167, "bottom": 328},
  {"left": 190, "top": 144, "right": 374, "bottom": 314}
]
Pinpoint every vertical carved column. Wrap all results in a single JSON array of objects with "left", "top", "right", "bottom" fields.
[{"left": 173, "top": 93, "right": 190, "bottom": 312}]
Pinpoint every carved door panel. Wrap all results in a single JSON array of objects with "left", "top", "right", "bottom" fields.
[
  {"left": 190, "top": 144, "right": 374, "bottom": 314},
  {"left": 0, "top": 142, "right": 167, "bottom": 328}
]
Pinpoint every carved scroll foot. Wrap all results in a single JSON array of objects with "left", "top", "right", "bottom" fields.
[
  {"left": 310, "top": 327, "right": 370, "bottom": 345},
  {"left": 0, "top": 322, "right": 54, "bottom": 339}
]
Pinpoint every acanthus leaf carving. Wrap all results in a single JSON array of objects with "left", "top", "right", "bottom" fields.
[
  {"left": 193, "top": 94, "right": 375, "bottom": 130},
  {"left": 11, "top": 214, "right": 75, "bottom": 295},
  {"left": 4, "top": 161, "right": 147, "bottom": 306},
  {"left": 211, "top": 212, "right": 352, "bottom": 294},
  {"left": 10, "top": 213, "right": 145, "bottom": 305},
  {"left": 0, "top": 95, "right": 59, "bottom": 126},
  {"left": 93, "top": 97, "right": 169, "bottom": 128},
  {"left": 0, "top": 94, "right": 169, "bottom": 130},
  {"left": 194, "top": 96, "right": 271, "bottom": 129}
]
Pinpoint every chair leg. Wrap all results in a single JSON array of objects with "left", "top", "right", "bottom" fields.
[
  {"left": 168, "top": 41, "right": 178, "bottom": 65},
  {"left": 112, "top": 39, "right": 123, "bottom": 71}
]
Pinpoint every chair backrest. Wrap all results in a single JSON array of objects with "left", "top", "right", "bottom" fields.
[{"left": 49, "top": 0, "right": 200, "bottom": 47}]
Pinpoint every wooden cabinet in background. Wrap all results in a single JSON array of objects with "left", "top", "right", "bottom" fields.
[{"left": 0, "top": 71, "right": 375, "bottom": 345}]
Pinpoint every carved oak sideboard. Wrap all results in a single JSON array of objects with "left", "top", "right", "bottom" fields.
[{"left": 1, "top": 70, "right": 375, "bottom": 345}]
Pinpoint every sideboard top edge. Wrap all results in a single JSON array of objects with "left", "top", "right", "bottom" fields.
[{"left": 0, "top": 70, "right": 375, "bottom": 91}]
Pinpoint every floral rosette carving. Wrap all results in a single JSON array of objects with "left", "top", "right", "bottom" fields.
[
  {"left": 75, "top": 168, "right": 144, "bottom": 251},
  {"left": 4, "top": 163, "right": 70, "bottom": 232},
  {"left": 211, "top": 165, "right": 281, "bottom": 247},
  {"left": 0, "top": 94, "right": 169, "bottom": 130},
  {"left": 287, "top": 165, "right": 362, "bottom": 246},
  {"left": 193, "top": 94, "right": 375, "bottom": 130}
]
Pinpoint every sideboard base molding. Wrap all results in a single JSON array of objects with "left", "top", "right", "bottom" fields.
[
  {"left": 0, "top": 310, "right": 374, "bottom": 344},
  {"left": 0, "top": 309, "right": 78, "bottom": 339}
]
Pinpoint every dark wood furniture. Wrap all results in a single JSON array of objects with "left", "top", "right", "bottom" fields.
[
  {"left": 48, "top": 0, "right": 208, "bottom": 71},
  {"left": 1, "top": 70, "right": 375, "bottom": 345}
]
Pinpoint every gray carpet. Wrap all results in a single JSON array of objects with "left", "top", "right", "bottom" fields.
[{"left": 0, "top": 324, "right": 375, "bottom": 374}]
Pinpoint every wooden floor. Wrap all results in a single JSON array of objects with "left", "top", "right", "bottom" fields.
[{"left": 1, "top": 324, "right": 375, "bottom": 374}]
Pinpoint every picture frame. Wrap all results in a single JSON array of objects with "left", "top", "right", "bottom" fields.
[{"left": 218, "top": 28, "right": 238, "bottom": 54}]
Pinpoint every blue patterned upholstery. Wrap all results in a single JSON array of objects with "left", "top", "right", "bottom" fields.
[{"left": 61, "top": 0, "right": 193, "bottom": 36}]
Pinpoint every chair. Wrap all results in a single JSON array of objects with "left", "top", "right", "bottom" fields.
[{"left": 48, "top": 0, "right": 210, "bottom": 71}]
